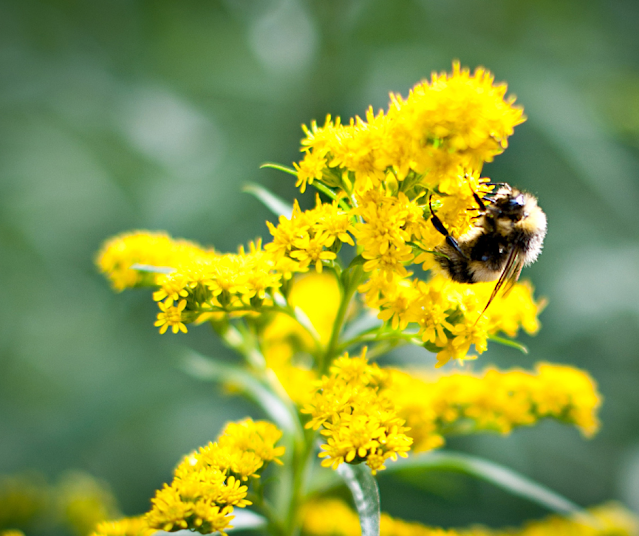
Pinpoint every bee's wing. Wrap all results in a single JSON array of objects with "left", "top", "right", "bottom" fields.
[
  {"left": 499, "top": 248, "right": 525, "bottom": 298},
  {"left": 476, "top": 246, "right": 524, "bottom": 322}
]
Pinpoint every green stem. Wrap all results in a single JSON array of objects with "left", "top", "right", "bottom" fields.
[
  {"left": 283, "top": 429, "right": 317, "bottom": 536},
  {"left": 321, "top": 265, "right": 364, "bottom": 374}
]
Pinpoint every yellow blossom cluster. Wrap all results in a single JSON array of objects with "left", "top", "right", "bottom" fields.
[
  {"left": 389, "top": 363, "right": 601, "bottom": 452},
  {"left": 302, "top": 352, "right": 601, "bottom": 471},
  {"left": 364, "top": 273, "right": 542, "bottom": 367},
  {"left": 97, "top": 63, "right": 544, "bottom": 366},
  {"left": 96, "top": 231, "right": 214, "bottom": 292},
  {"left": 302, "top": 351, "right": 413, "bottom": 474},
  {"left": 283, "top": 63, "right": 538, "bottom": 366},
  {"left": 98, "top": 232, "right": 282, "bottom": 334},
  {"left": 295, "top": 62, "right": 524, "bottom": 192},
  {"left": 91, "top": 517, "right": 154, "bottom": 536},
  {"left": 145, "top": 418, "right": 284, "bottom": 535},
  {"left": 302, "top": 498, "right": 639, "bottom": 536},
  {"left": 266, "top": 198, "right": 354, "bottom": 275}
]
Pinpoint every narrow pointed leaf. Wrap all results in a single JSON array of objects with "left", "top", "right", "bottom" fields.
[
  {"left": 260, "top": 161, "right": 298, "bottom": 176},
  {"left": 243, "top": 183, "right": 293, "bottom": 218},
  {"left": 337, "top": 463, "right": 380, "bottom": 536},
  {"left": 387, "top": 451, "right": 590, "bottom": 519},
  {"left": 488, "top": 334, "right": 529, "bottom": 354}
]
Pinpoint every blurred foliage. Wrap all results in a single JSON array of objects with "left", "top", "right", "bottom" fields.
[
  {"left": 2, "top": 0, "right": 639, "bottom": 532},
  {"left": 0, "top": 471, "right": 119, "bottom": 535}
]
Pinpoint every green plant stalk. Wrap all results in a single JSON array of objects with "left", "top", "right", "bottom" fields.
[
  {"left": 283, "top": 428, "right": 317, "bottom": 536},
  {"left": 321, "top": 265, "right": 364, "bottom": 374}
]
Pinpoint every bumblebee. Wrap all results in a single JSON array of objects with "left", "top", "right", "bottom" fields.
[{"left": 429, "top": 184, "right": 547, "bottom": 311}]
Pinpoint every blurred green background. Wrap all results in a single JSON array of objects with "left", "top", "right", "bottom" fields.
[{"left": 2, "top": 0, "right": 639, "bottom": 532}]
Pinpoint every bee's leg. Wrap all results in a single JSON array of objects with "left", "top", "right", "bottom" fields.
[
  {"left": 466, "top": 184, "right": 489, "bottom": 210},
  {"left": 482, "top": 182, "right": 507, "bottom": 203},
  {"left": 472, "top": 191, "right": 487, "bottom": 210},
  {"left": 428, "top": 196, "right": 468, "bottom": 259}
]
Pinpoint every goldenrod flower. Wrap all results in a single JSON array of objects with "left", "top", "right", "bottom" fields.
[
  {"left": 90, "top": 517, "right": 153, "bottom": 536},
  {"left": 388, "top": 363, "right": 602, "bottom": 452},
  {"left": 154, "top": 299, "right": 188, "bottom": 334},
  {"left": 302, "top": 350, "right": 412, "bottom": 474},
  {"left": 95, "top": 63, "right": 618, "bottom": 536},
  {"left": 266, "top": 198, "right": 353, "bottom": 274},
  {"left": 96, "top": 231, "right": 213, "bottom": 292},
  {"left": 99, "top": 63, "right": 544, "bottom": 362},
  {"left": 144, "top": 419, "right": 284, "bottom": 535},
  {"left": 302, "top": 498, "right": 639, "bottom": 536}
]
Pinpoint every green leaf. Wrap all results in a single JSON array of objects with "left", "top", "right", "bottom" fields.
[
  {"left": 260, "top": 162, "right": 298, "bottom": 176},
  {"left": 310, "top": 181, "right": 351, "bottom": 212},
  {"left": 181, "top": 350, "right": 302, "bottom": 441},
  {"left": 243, "top": 183, "right": 293, "bottom": 218},
  {"left": 386, "top": 451, "right": 593, "bottom": 520},
  {"left": 337, "top": 463, "right": 380, "bottom": 536},
  {"left": 488, "top": 334, "right": 529, "bottom": 354}
]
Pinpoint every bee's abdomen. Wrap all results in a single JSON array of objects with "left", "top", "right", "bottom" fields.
[
  {"left": 436, "top": 254, "right": 476, "bottom": 283},
  {"left": 470, "top": 234, "right": 510, "bottom": 271}
]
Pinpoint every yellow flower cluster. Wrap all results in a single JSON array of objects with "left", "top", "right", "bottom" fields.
[
  {"left": 302, "top": 499, "right": 639, "bottom": 536},
  {"left": 266, "top": 198, "right": 354, "bottom": 275},
  {"left": 91, "top": 517, "right": 153, "bottom": 536},
  {"left": 145, "top": 419, "right": 285, "bottom": 535},
  {"left": 301, "top": 352, "right": 601, "bottom": 472},
  {"left": 286, "top": 63, "right": 539, "bottom": 365},
  {"left": 97, "top": 62, "right": 543, "bottom": 365},
  {"left": 388, "top": 363, "right": 601, "bottom": 452},
  {"left": 302, "top": 351, "right": 413, "bottom": 474},
  {"left": 295, "top": 62, "right": 524, "bottom": 192},
  {"left": 96, "top": 231, "right": 214, "bottom": 292},
  {"left": 365, "top": 274, "right": 542, "bottom": 367},
  {"left": 97, "top": 232, "right": 282, "bottom": 334}
]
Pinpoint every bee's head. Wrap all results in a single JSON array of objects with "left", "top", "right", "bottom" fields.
[{"left": 493, "top": 188, "right": 527, "bottom": 220}]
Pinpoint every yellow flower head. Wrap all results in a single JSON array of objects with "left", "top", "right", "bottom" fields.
[
  {"left": 302, "top": 350, "right": 412, "bottom": 474},
  {"left": 90, "top": 517, "right": 154, "bottom": 536},
  {"left": 145, "top": 419, "right": 284, "bottom": 534},
  {"left": 302, "top": 498, "right": 639, "bottom": 536}
]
